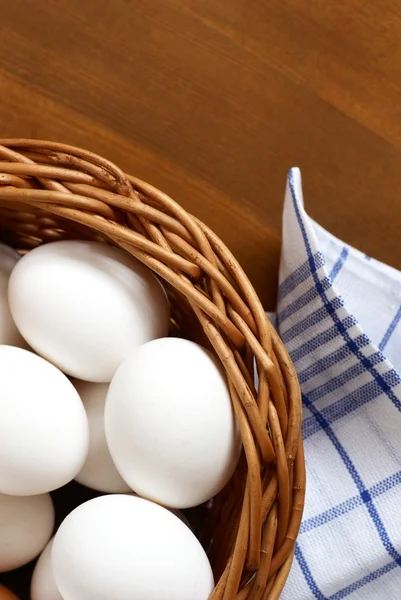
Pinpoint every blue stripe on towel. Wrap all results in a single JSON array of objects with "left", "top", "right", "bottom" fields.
[
  {"left": 379, "top": 306, "right": 401, "bottom": 352},
  {"left": 329, "top": 247, "right": 349, "bottom": 282}
]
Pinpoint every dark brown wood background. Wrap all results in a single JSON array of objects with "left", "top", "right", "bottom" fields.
[{"left": 1, "top": 0, "right": 401, "bottom": 309}]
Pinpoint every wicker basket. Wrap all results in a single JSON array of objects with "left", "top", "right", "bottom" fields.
[{"left": 0, "top": 139, "right": 305, "bottom": 600}]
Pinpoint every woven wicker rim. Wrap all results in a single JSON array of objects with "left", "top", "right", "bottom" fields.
[{"left": 0, "top": 139, "right": 305, "bottom": 600}]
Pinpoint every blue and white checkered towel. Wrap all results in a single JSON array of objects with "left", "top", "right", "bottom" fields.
[{"left": 278, "top": 169, "right": 401, "bottom": 599}]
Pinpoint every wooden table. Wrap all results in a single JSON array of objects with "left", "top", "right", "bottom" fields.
[{"left": 1, "top": 1, "right": 401, "bottom": 310}]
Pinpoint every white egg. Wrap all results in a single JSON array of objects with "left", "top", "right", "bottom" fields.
[
  {"left": 8, "top": 240, "right": 170, "bottom": 382},
  {"left": 0, "top": 493, "right": 54, "bottom": 572},
  {"left": 52, "top": 495, "right": 214, "bottom": 600},
  {"left": 31, "top": 538, "right": 63, "bottom": 600},
  {"left": 0, "top": 346, "right": 89, "bottom": 495},
  {"left": 105, "top": 338, "right": 241, "bottom": 509},
  {"left": 0, "top": 243, "right": 26, "bottom": 347},
  {"left": 121, "top": 491, "right": 191, "bottom": 527},
  {"left": 72, "top": 379, "right": 131, "bottom": 493}
]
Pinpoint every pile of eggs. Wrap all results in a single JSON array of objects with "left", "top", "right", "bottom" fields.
[{"left": 0, "top": 240, "right": 242, "bottom": 600}]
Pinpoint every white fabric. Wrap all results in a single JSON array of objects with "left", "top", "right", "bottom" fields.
[{"left": 277, "top": 169, "right": 401, "bottom": 599}]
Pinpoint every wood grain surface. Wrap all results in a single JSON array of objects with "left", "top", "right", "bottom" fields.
[{"left": 1, "top": 0, "right": 401, "bottom": 311}]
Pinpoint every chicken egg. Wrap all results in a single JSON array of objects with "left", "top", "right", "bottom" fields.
[
  {"left": 72, "top": 379, "right": 131, "bottom": 493},
  {"left": 31, "top": 538, "right": 63, "bottom": 600},
  {"left": 105, "top": 337, "right": 241, "bottom": 508},
  {"left": 0, "top": 346, "right": 89, "bottom": 496},
  {"left": 52, "top": 494, "right": 214, "bottom": 600},
  {"left": 0, "top": 243, "right": 26, "bottom": 348},
  {"left": 8, "top": 240, "right": 170, "bottom": 382},
  {"left": 0, "top": 492, "right": 54, "bottom": 572}
]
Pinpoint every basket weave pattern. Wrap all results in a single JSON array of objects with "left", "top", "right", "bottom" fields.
[{"left": 0, "top": 139, "right": 305, "bottom": 600}]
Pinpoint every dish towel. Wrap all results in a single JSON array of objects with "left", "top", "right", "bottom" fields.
[{"left": 278, "top": 169, "right": 401, "bottom": 599}]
